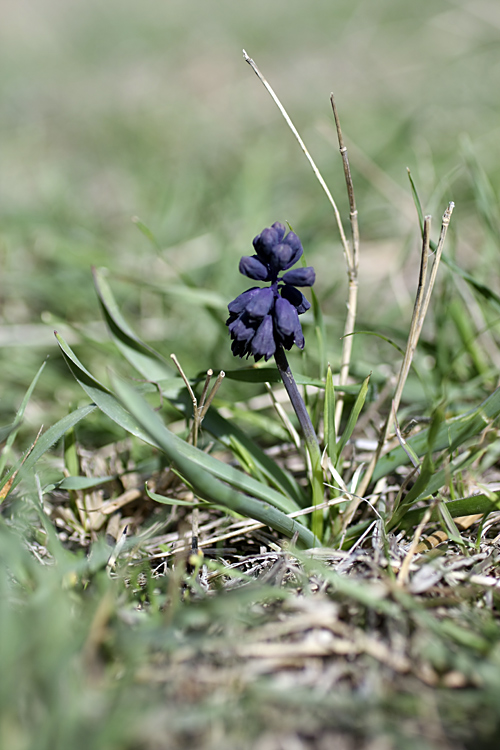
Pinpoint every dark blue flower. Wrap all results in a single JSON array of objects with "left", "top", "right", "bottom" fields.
[{"left": 227, "top": 222, "right": 315, "bottom": 361}]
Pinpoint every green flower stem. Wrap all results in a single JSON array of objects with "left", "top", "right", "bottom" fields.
[{"left": 274, "top": 346, "right": 324, "bottom": 541}]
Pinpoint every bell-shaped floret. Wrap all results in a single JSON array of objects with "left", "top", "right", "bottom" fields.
[
  {"left": 270, "top": 243, "right": 294, "bottom": 271},
  {"left": 282, "top": 232, "right": 304, "bottom": 271},
  {"left": 251, "top": 315, "right": 276, "bottom": 361},
  {"left": 280, "top": 231, "right": 303, "bottom": 269},
  {"left": 280, "top": 284, "right": 311, "bottom": 315},
  {"left": 239, "top": 255, "right": 271, "bottom": 281},
  {"left": 252, "top": 223, "right": 286, "bottom": 261},
  {"left": 281, "top": 267, "right": 315, "bottom": 287},
  {"left": 245, "top": 286, "right": 275, "bottom": 319},
  {"left": 227, "top": 287, "right": 260, "bottom": 316},
  {"left": 274, "top": 296, "right": 299, "bottom": 336},
  {"left": 228, "top": 314, "right": 255, "bottom": 342},
  {"left": 275, "top": 297, "right": 305, "bottom": 350}
]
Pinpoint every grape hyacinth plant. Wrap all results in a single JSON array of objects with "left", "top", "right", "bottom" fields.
[{"left": 227, "top": 223, "right": 324, "bottom": 538}]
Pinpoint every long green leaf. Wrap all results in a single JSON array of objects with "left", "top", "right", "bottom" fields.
[
  {"left": 112, "top": 376, "right": 319, "bottom": 547},
  {"left": 93, "top": 267, "right": 173, "bottom": 382},
  {"left": 45, "top": 475, "right": 117, "bottom": 492},
  {"left": 224, "top": 367, "right": 360, "bottom": 392},
  {"left": 323, "top": 365, "right": 337, "bottom": 464},
  {"left": 146, "top": 485, "right": 209, "bottom": 508},
  {"left": 55, "top": 333, "right": 302, "bottom": 515},
  {"left": 335, "top": 373, "right": 370, "bottom": 460},
  {"left": 399, "top": 493, "right": 500, "bottom": 530},
  {"left": 1, "top": 404, "right": 97, "bottom": 498},
  {"left": 0, "top": 360, "right": 47, "bottom": 477}
]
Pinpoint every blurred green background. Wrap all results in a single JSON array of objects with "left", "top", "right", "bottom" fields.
[{"left": 1, "top": 0, "right": 500, "bottom": 437}]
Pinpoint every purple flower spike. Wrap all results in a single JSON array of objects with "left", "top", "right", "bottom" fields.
[{"left": 227, "top": 223, "right": 315, "bottom": 361}]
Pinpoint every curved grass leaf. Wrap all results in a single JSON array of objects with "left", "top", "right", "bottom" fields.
[
  {"left": 146, "top": 485, "right": 210, "bottom": 508},
  {"left": 224, "top": 367, "right": 361, "bottom": 393},
  {"left": 1, "top": 404, "right": 96, "bottom": 498},
  {"left": 335, "top": 373, "right": 370, "bottom": 461},
  {"left": 112, "top": 376, "right": 319, "bottom": 548},
  {"left": 55, "top": 333, "right": 303, "bottom": 516},
  {"left": 323, "top": 365, "right": 337, "bottom": 464},
  {"left": 45, "top": 475, "right": 117, "bottom": 492},
  {"left": 198, "top": 409, "right": 308, "bottom": 508},
  {"left": 93, "top": 268, "right": 173, "bottom": 382},
  {"left": 0, "top": 360, "right": 47, "bottom": 477}
]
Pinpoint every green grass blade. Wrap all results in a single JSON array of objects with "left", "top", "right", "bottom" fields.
[
  {"left": 311, "top": 287, "right": 326, "bottom": 378},
  {"left": 93, "top": 267, "right": 173, "bottom": 382},
  {"left": 388, "top": 448, "right": 483, "bottom": 531},
  {"left": 1, "top": 404, "right": 97, "bottom": 498},
  {"left": 407, "top": 168, "right": 425, "bottom": 232},
  {"left": 399, "top": 493, "right": 500, "bottom": 530},
  {"left": 63, "top": 420, "right": 80, "bottom": 478},
  {"left": 323, "top": 365, "right": 337, "bottom": 465},
  {"left": 448, "top": 298, "right": 488, "bottom": 376},
  {"left": 387, "top": 453, "right": 435, "bottom": 529},
  {"left": 200, "top": 409, "right": 308, "bottom": 509},
  {"left": 0, "top": 360, "right": 47, "bottom": 477},
  {"left": 335, "top": 373, "right": 370, "bottom": 460},
  {"left": 45, "top": 475, "right": 117, "bottom": 492},
  {"left": 112, "top": 376, "right": 319, "bottom": 548},
  {"left": 441, "top": 254, "right": 500, "bottom": 314},
  {"left": 146, "top": 485, "right": 209, "bottom": 507},
  {"left": 438, "top": 499, "right": 466, "bottom": 548},
  {"left": 131, "top": 216, "right": 162, "bottom": 250}
]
